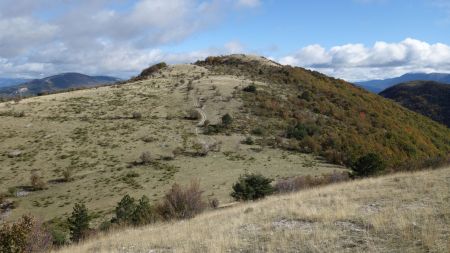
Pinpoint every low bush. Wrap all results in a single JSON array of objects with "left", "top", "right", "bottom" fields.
[
  {"left": 157, "top": 180, "right": 205, "bottom": 220},
  {"left": 231, "top": 174, "right": 274, "bottom": 201},
  {"left": 139, "top": 151, "right": 152, "bottom": 165},
  {"left": 243, "top": 84, "right": 257, "bottom": 93},
  {"left": 209, "top": 198, "right": 220, "bottom": 209},
  {"left": 30, "top": 172, "right": 47, "bottom": 191},
  {"left": 242, "top": 136, "right": 254, "bottom": 145},
  {"left": 221, "top": 113, "right": 233, "bottom": 127},
  {"left": 275, "top": 171, "right": 350, "bottom": 193},
  {"left": 352, "top": 153, "right": 385, "bottom": 177},
  {"left": 286, "top": 123, "right": 318, "bottom": 140},
  {"left": 0, "top": 215, "right": 52, "bottom": 253},
  {"left": 131, "top": 112, "right": 142, "bottom": 119}
]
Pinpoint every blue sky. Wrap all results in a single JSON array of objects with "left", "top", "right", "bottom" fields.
[{"left": 0, "top": 0, "right": 450, "bottom": 81}]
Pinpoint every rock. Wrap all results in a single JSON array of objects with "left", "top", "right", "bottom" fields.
[{"left": 8, "top": 150, "right": 22, "bottom": 158}]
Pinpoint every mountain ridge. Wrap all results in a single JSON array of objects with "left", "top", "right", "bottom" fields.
[
  {"left": 0, "top": 72, "right": 121, "bottom": 97},
  {"left": 355, "top": 72, "right": 450, "bottom": 93}
]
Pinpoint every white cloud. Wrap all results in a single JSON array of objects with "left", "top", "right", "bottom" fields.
[
  {"left": 0, "top": 0, "right": 259, "bottom": 78},
  {"left": 279, "top": 38, "right": 450, "bottom": 81},
  {"left": 236, "top": 0, "right": 261, "bottom": 8}
]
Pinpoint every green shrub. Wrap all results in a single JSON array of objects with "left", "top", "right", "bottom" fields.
[
  {"left": 221, "top": 113, "right": 233, "bottom": 127},
  {"left": 242, "top": 136, "right": 254, "bottom": 145},
  {"left": 231, "top": 174, "right": 274, "bottom": 201},
  {"left": 68, "top": 203, "right": 90, "bottom": 242},
  {"left": 112, "top": 195, "right": 136, "bottom": 225},
  {"left": 352, "top": 153, "right": 385, "bottom": 177},
  {"left": 243, "top": 84, "right": 257, "bottom": 93},
  {"left": 131, "top": 195, "right": 157, "bottom": 226},
  {"left": 286, "top": 123, "right": 318, "bottom": 140},
  {"left": 0, "top": 215, "right": 53, "bottom": 253},
  {"left": 251, "top": 127, "right": 264, "bottom": 136}
]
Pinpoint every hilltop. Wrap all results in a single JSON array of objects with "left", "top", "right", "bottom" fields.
[
  {"left": 57, "top": 166, "right": 450, "bottom": 253},
  {"left": 380, "top": 81, "right": 450, "bottom": 127},
  {"left": 356, "top": 72, "right": 450, "bottom": 93},
  {"left": 0, "top": 73, "right": 120, "bottom": 98},
  {"left": 0, "top": 54, "right": 449, "bottom": 225}
]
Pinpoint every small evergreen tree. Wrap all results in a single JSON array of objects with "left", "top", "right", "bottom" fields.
[
  {"left": 352, "top": 153, "right": 385, "bottom": 177},
  {"left": 132, "top": 195, "right": 155, "bottom": 226},
  {"left": 113, "top": 194, "right": 136, "bottom": 225},
  {"left": 231, "top": 174, "right": 274, "bottom": 201},
  {"left": 68, "top": 203, "right": 90, "bottom": 242}
]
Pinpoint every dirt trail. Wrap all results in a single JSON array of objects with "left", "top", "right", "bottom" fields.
[{"left": 193, "top": 96, "right": 207, "bottom": 134}]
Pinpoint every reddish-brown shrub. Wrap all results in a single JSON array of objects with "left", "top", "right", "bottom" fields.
[
  {"left": 157, "top": 180, "right": 206, "bottom": 220},
  {"left": 275, "top": 171, "right": 350, "bottom": 193},
  {"left": 0, "top": 215, "right": 53, "bottom": 253}
]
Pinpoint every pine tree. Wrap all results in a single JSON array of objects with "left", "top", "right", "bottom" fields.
[
  {"left": 68, "top": 203, "right": 90, "bottom": 242},
  {"left": 132, "top": 195, "right": 155, "bottom": 226},
  {"left": 113, "top": 194, "right": 136, "bottom": 224}
]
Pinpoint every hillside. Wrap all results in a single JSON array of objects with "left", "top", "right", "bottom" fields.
[
  {"left": 57, "top": 166, "right": 450, "bottom": 253},
  {"left": 356, "top": 72, "right": 450, "bottom": 93},
  {"left": 0, "top": 54, "right": 449, "bottom": 225},
  {"left": 195, "top": 55, "right": 450, "bottom": 169},
  {"left": 0, "top": 58, "right": 343, "bottom": 224},
  {"left": 0, "top": 73, "right": 120, "bottom": 97},
  {"left": 380, "top": 81, "right": 450, "bottom": 127}
]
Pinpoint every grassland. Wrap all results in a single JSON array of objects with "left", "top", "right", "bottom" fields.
[
  {"left": 57, "top": 166, "right": 450, "bottom": 253},
  {"left": 0, "top": 63, "right": 343, "bottom": 223}
]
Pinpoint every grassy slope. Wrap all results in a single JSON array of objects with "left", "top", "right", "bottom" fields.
[
  {"left": 0, "top": 64, "right": 342, "bottom": 223},
  {"left": 196, "top": 55, "right": 450, "bottom": 170},
  {"left": 57, "top": 166, "right": 450, "bottom": 253}
]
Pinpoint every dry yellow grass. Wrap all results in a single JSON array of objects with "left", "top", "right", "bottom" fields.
[
  {"left": 0, "top": 64, "right": 342, "bottom": 223},
  {"left": 57, "top": 166, "right": 450, "bottom": 253}
]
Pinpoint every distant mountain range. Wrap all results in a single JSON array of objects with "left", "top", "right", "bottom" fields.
[
  {"left": 380, "top": 81, "right": 450, "bottom": 127},
  {"left": 356, "top": 73, "right": 450, "bottom": 93},
  {"left": 0, "top": 78, "right": 30, "bottom": 88},
  {"left": 0, "top": 73, "right": 120, "bottom": 97}
]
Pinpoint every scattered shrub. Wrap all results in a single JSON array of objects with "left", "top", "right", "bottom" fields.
[
  {"left": 30, "top": 172, "right": 47, "bottom": 191},
  {"left": 243, "top": 84, "right": 257, "bottom": 93},
  {"left": 62, "top": 168, "right": 73, "bottom": 182},
  {"left": 131, "top": 112, "right": 142, "bottom": 119},
  {"left": 67, "top": 203, "right": 91, "bottom": 243},
  {"left": 286, "top": 123, "right": 318, "bottom": 140},
  {"left": 139, "top": 151, "right": 152, "bottom": 165},
  {"left": 0, "top": 215, "right": 53, "bottom": 253},
  {"left": 242, "top": 136, "right": 254, "bottom": 145},
  {"left": 352, "top": 153, "right": 385, "bottom": 177},
  {"left": 221, "top": 113, "right": 233, "bottom": 127},
  {"left": 275, "top": 171, "right": 350, "bottom": 193},
  {"left": 251, "top": 127, "right": 264, "bottom": 136},
  {"left": 186, "top": 109, "right": 201, "bottom": 120},
  {"left": 192, "top": 142, "right": 209, "bottom": 156},
  {"left": 137, "top": 62, "right": 167, "bottom": 79},
  {"left": 157, "top": 180, "right": 205, "bottom": 220},
  {"left": 231, "top": 174, "right": 274, "bottom": 201},
  {"left": 209, "top": 198, "right": 220, "bottom": 209}
]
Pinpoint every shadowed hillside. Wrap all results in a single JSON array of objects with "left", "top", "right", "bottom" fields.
[{"left": 380, "top": 81, "right": 450, "bottom": 127}]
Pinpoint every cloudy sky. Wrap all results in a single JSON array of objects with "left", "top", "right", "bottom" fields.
[{"left": 1, "top": 0, "right": 450, "bottom": 81}]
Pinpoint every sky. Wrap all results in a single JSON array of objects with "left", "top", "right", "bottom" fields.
[{"left": 1, "top": 0, "right": 450, "bottom": 81}]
